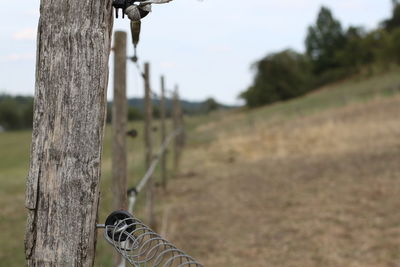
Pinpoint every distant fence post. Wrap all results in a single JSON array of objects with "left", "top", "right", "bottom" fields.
[
  {"left": 172, "top": 86, "right": 180, "bottom": 176},
  {"left": 176, "top": 87, "right": 186, "bottom": 150},
  {"left": 144, "top": 62, "right": 156, "bottom": 228},
  {"left": 24, "top": 0, "right": 113, "bottom": 265},
  {"left": 160, "top": 75, "right": 167, "bottom": 190}
]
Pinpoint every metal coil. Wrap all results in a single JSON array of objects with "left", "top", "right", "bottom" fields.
[{"left": 101, "top": 211, "right": 203, "bottom": 267}]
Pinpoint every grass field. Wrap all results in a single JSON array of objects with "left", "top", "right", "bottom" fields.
[
  {"left": 0, "top": 120, "right": 174, "bottom": 266},
  {"left": 161, "top": 68, "right": 400, "bottom": 266},
  {"left": 0, "top": 67, "right": 399, "bottom": 266}
]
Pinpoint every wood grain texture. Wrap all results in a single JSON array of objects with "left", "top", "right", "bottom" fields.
[{"left": 24, "top": 0, "right": 113, "bottom": 265}]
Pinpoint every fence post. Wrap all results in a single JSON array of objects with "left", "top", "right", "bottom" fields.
[
  {"left": 112, "top": 31, "right": 128, "bottom": 265},
  {"left": 144, "top": 62, "right": 155, "bottom": 228},
  {"left": 176, "top": 87, "right": 186, "bottom": 149},
  {"left": 112, "top": 31, "right": 128, "bottom": 211},
  {"left": 172, "top": 85, "right": 180, "bottom": 176},
  {"left": 160, "top": 76, "right": 167, "bottom": 190},
  {"left": 24, "top": 1, "right": 113, "bottom": 265}
]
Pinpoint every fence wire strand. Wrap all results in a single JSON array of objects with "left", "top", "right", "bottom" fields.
[{"left": 104, "top": 214, "right": 203, "bottom": 267}]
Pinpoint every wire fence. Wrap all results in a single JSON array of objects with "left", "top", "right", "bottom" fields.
[
  {"left": 97, "top": 127, "right": 201, "bottom": 267},
  {"left": 99, "top": 3, "right": 198, "bottom": 265},
  {"left": 99, "top": 211, "right": 203, "bottom": 267},
  {"left": 128, "top": 127, "right": 182, "bottom": 213}
]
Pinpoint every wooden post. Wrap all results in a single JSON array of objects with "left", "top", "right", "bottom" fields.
[
  {"left": 24, "top": 1, "right": 113, "bottom": 266},
  {"left": 112, "top": 31, "right": 128, "bottom": 211},
  {"left": 176, "top": 88, "right": 186, "bottom": 149},
  {"left": 112, "top": 31, "right": 128, "bottom": 264},
  {"left": 160, "top": 76, "right": 167, "bottom": 190},
  {"left": 172, "top": 86, "right": 180, "bottom": 176},
  {"left": 144, "top": 62, "right": 155, "bottom": 228}
]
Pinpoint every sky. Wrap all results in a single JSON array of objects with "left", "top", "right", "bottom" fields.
[{"left": 0, "top": 0, "right": 393, "bottom": 105}]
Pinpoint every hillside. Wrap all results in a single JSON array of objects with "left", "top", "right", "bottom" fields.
[
  {"left": 0, "top": 68, "right": 399, "bottom": 266},
  {"left": 156, "top": 68, "right": 400, "bottom": 266}
]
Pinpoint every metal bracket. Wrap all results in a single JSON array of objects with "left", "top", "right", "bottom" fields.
[
  {"left": 113, "top": 0, "right": 135, "bottom": 19},
  {"left": 113, "top": 0, "right": 172, "bottom": 19}
]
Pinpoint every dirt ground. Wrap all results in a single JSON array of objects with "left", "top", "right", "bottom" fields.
[{"left": 161, "top": 96, "right": 400, "bottom": 267}]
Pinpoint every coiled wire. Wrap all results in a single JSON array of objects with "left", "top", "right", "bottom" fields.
[{"left": 103, "top": 212, "right": 203, "bottom": 267}]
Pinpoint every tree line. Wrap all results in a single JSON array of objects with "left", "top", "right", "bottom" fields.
[
  {"left": 0, "top": 94, "right": 226, "bottom": 130},
  {"left": 241, "top": 2, "right": 400, "bottom": 108},
  {"left": 0, "top": 94, "right": 33, "bottom": 130}
]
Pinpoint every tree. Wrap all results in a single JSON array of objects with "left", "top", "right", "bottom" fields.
[
  {"left": 241, "top": 3, "right": 400, "bottom": 109},
  {"left": 0, "top": 95, "right": 34, "bottom": 130},
  {"left": 22, "top": 99, "right": 34, "bottom": 129},
  {"left": 240, "top": 50, "right": 313, "bottom": 107},
  {"left": 390, "top": 28, "right": 400, "bottom": 64},
  {"left": 203, "top": 97, "right": 219, "bottom": 113},
  {"left": 0, "top": 99, "right": 21, "bottom": 130},
  {"left": 128, "top": 106, "right": 143, "bottom": 120},
  {"left": 335, "top": 27, "right": 367, "bottom": 70},
  {"left": 383, "top": 1, "right": 400, "bottom": 31},
  {"left": 24, "top": 0, "right": 113, "bottom": 266},
  {"left": 306, "top": 6, "right": 346, "bottom": 74}
]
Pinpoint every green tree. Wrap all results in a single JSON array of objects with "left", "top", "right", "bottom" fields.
[
  {"left": 241, "top": 50, "right": 313, "bottom": 107},
  {"left": 0, "top": 99, "right": 21, "bottom": 130},
  {"left": 128, "top": 106, "right": 143, "bottom": 121},
  {"left": 22, "top": 100, "right": 34, "bottom": 128},
  {"left": 390, "top": 28, "right": 400, "bottom": 64},
  {"left": 203, "top": 97, "right": 219, "bottom": 113},
  {"left": 383, "top": 1, "right": 400, "bottom": 31},
  {"left": 335, "top": 27, "right": 367, "bottom": 70},
  {"left": 306, "top": 6, "right": 346, "bottom": 74}
]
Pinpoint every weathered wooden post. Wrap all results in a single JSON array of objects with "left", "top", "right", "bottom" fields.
[
  {"left": 172, "top": 86, "right": 180, "bottom": 176},
  {"left": 112, "top": 31, "right": 128, "bottom": 212},
  {"left": 24, "top": 1, "right": 113, "bottom": 266},
  {"left": 160, "top": 76, "right": 167, "bottom": 190},
  {"left": 176, "top": 87, "right": 186, "bottom": 150},
  {"left": 112, "top": 31, "right": 128, "bottom": 265},
  {"left": 143, "top": 62, "right": 155, "bottom": 228}
]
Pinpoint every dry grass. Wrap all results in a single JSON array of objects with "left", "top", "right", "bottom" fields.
[
  {"left": 1, "top": 69, "right": 399, "bottom": 266},
  {"left": 216, "top": 96, "right": 400, "bottom": 161},
  {"left": 162, "top": 95, "right": 400, "bottom": 267}
]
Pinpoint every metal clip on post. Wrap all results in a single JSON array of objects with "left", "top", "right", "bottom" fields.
[
  {"left": 113, "top": 0, "right": 173, "bottom": 61},
  {"left": 98, "top": 211, "right": 203, "bottom": 267},
  {"left": 113, "top": 0, "right": 173, "bottom": 20},
  {"left": 113, "top": 0, "right": 150, "bottom": 20}
]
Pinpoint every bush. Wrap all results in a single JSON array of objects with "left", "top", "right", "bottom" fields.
[{"left": 240, "top": 50, "right": 314, "bottom": 108}]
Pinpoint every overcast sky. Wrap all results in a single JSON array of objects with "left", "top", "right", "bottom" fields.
[{"left": 0, "top": 0, "right": 392, "bottom": 105}]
